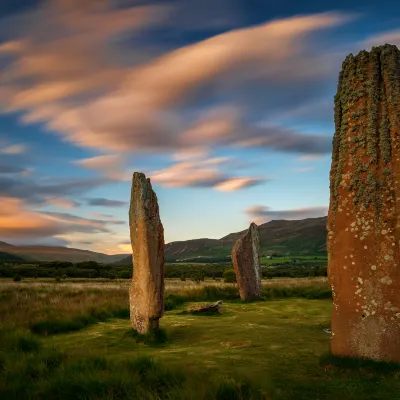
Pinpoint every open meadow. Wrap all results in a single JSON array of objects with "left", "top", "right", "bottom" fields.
[{"left": 1, "top": 277, "right": 399, "bottom": 400}]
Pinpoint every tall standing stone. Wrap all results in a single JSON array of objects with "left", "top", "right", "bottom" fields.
[
  {"left": 129, "top": 172, "right": 164, "bottom": 334},
  {"left": 232, "top": 223, "right": 262, "bottom": 300},
  {"left": 327, "top": 44, "right": 400, "bottom": 362}
]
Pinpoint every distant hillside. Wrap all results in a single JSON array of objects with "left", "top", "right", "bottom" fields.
[
  {"left": 0, "top": 242, "right": 128, "bottom": 263},
  {"left": 117, "top": 217, "right": 327, "bottom": 264},
  {"left": 0, "top": 251, "right": 27, "bottom": 262},
  {"left": 221, "top": 217, "right": 327, "bottom": 256}
]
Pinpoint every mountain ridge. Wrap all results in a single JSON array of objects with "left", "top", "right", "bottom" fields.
[{"left": 0, "top": 216, "right": 327, "bottom": 263}]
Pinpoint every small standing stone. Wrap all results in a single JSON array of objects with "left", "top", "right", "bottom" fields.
[
  {"left": 129, "top": 172, "right": 164, "bottom": 334},
  {"left": 232, "top": 222, "right": 262, "bottom": 300}
]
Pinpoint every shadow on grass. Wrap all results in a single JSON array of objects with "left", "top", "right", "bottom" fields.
[
  {"left": 319, "top": 352, "right": 400, "bottom": 374},
  {"left": 30, "top": 307, "right": 129, "bottom": 335},
  {"left": 123, "top": 327, "right": 168, "bottom": 347},
  {"left": 178, "top": 310, "right": 223, "bottom": 317}
]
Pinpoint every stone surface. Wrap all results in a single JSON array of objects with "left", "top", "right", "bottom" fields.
[
  {"left": 231, "top": 222, "right": 261, "bottom": 300},
  {"left": 188, "top": 300, "right": 223, "bottom": 313},
  {"left": 327, "top": 44, "right": 400, "bottom": 362},
  {"left": 129, "top": 172, "right": 164, "bottom": 334}
]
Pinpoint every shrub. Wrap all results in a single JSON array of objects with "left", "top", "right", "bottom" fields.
[
  {"left": 55, "top": 276, "right": 61, "bottom": 283},
  {"left": 13, "top": 274, "right": 22, "bottom": 282},
  {"left": 179, "top": 275, "right": 186, "bottom": 281},
  {"left": 223, "top": 269, "right": 236, "bottom": 283}
]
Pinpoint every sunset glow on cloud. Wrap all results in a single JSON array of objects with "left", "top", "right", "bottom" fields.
[{"left": 0, "top": 0, "right": 398, "bottom": 252}]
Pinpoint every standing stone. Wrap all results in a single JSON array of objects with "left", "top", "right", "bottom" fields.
[
  {"left": 129, "top": 172, "right": 164, "bottom": 334},
  {"left": 327, "top": 44, "right": 400, "bottom": 362},
  {"left": 232, "top": 223, "right": 262, "bottom": 300}
]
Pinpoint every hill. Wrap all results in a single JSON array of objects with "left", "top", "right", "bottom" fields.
[
  {"left": 0, "top": 242, "right": 128, "bottom": 263},
  {"left": 0, "top": 251, "right": 27, "bottom": 262},
  {"left": 117, "top": 216, "right": 327, "bottom": 264}
]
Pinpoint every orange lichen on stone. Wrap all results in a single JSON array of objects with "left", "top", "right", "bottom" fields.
[
  {"left": 327, "top": 44, "right": 400, "bottom": 362},
  {"left": 129, "top": 172, "right": 165, "bottom": 334}
]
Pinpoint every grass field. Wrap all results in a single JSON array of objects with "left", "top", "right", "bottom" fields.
[
  {"left": 1, "top": 278, "right": 399, "bottom": 399},
  {"left": 260, "top": 255, "right": 327, "bottom": 265}
]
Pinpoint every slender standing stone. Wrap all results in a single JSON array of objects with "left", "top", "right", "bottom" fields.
[
  {"left": 129, "top": 172, "right": 164, "bottom": 334},
  {"left": 327, "top": 44, "right": 400, "bottom": 361},
  {"left": 232, "top": 222, "right": 262, "bottom": 300}
]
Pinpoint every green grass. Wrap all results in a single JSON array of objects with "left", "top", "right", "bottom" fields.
[
  {"left": 0, "top": 329, "right": 264, "bottom": 399},
  {"left": 1, "top": 280, "right": 399, "bottom": 399},
  {"left": 42, "top": 299, "right": 400, "bottom": 400},
  {"left": 260, "top": 255, "right": 327, "bottom": 264}
]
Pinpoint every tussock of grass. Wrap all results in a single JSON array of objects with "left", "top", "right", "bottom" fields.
[
  {"left": 124, "top": 327, "right": 168, "bottom": 347},
  {"left": 0, "top": 329, "right": 41, "bottom": 353},
  {"left": 319, "top": 352, "right": 400, "bottom": 374},
  {"left": 30, "top": 307, "right": 130, "bottom": 335}
]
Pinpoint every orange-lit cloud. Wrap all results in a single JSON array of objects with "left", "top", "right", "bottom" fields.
[
  {"left": 150, "top": 157, "right": 265, "bottom": 190},
  {"left": 0, "top": 197, "right": 63, "bottom": 238},
  {"left": 0, "top": 196, "right": 125, "bottom": 240},
  {"left": 44, "top": 197, "right": 80, "bottom": 209},
  {"left": 0, "top": 3, "right": 352, "bottom": 154}
]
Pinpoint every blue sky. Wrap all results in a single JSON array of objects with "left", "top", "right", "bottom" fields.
[{"left": 0, "top": 0, "right": 399, "bottom": 254}]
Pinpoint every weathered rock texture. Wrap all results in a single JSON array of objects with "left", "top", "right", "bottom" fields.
[
  {"left": 232, "top": 223, "right": 261, "bottom": 300},
  {"left": 188, "top": 300, "right": 223, "bottom": 314},
  {"left": 129, "top": 172, "right": 164, "bottom": 334},
  {"left": 327, "top": 44, "right": 400, "bottom": 362}
]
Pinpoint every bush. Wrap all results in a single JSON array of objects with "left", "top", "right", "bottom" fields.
[
  {"left": 54, "top": 276, "right": 61, "bottom": 283},
  {"left": 179, "top": 275, "right": 186, "bottom": 281},
  {"left": 223, "top": 269, "right": 236, "bottom": 283},
  {"left": 13, "top": 274, "right": 22, "bottom": 282}
]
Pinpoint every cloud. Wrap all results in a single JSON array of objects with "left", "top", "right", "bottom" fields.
[
  {"left": 0, "top": 195, "right": 126, "bottom": 242},
  {"left": 73, "top": 154, "right": 121, "bottom": 170},
  {"left": 73, "top": 154, "right": 127, "bottom": 179},
  {"left": 0, "top": 144, "right": 27, "bottom": 154},
  {"left": 244, "top": 205, "right": 328, "bottom": 224},
  {"left": 0, "top": 164, "right": 26, "bottom": 174},
  {"left": 215, "top": 177, "right": 263, "bottom": 192},
  {"left": 44, "top": 197, "right": 81, "bottom": 209},
  {"left": 87, "top": 212, "right": 115, "bottom": 219},
  {"left": 0, "top": 4, "right": 352, "bottom": 155},
  {"left": 150, "top": 156, "right": 265, "bottom": 190},
  {"left": 86, "top": 198, "right": 128, "bottom": 207},
  {"left": 0, "top": 175, "right": 111, "bottom": 205},
  {"left": 0, "top": 196, "right": 66, "bottom": 239},
  {"left": 364, "top": 29, "right": 400, "bottom": 48},
  {"left": 294, "top": 167, "right": 315, "bottom": 173},
  {"left": 297, "top": 154, "right": 324, "bottom": 162}
]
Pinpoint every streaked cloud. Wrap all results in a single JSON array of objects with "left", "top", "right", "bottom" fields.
[
  {"left": 44, "top": 196, "right": 81, "bottom": 209},
  {"left": 0, "top": 175, "right": 111, "bottom": 205},
  {"left": 0, "top": 3, "right": 352, "bottom": 155},
  {"left": 364, "top": 29, "right": 400, "bottom": 48},
  {"left": 86, "top": 198, "right": 128, "bottom": 207},
  {"left": 150, "top": 156, "right": 265, "bottom": 191},
  {"left": 294, "top": 167, "right": 315, "bottom": 173},
  {"left": 244, "top": 205, "right": 328, "bottom": 224},
  {"left": 0, "top": 144, "right": 27, "bottom": 155},
  {"left": 0, "top": 196, "right": 124, "bottom": 240}
]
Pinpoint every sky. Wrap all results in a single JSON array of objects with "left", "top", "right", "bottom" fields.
[{"left": 0, "top": 0, "right": 399, "bottom": 254}]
